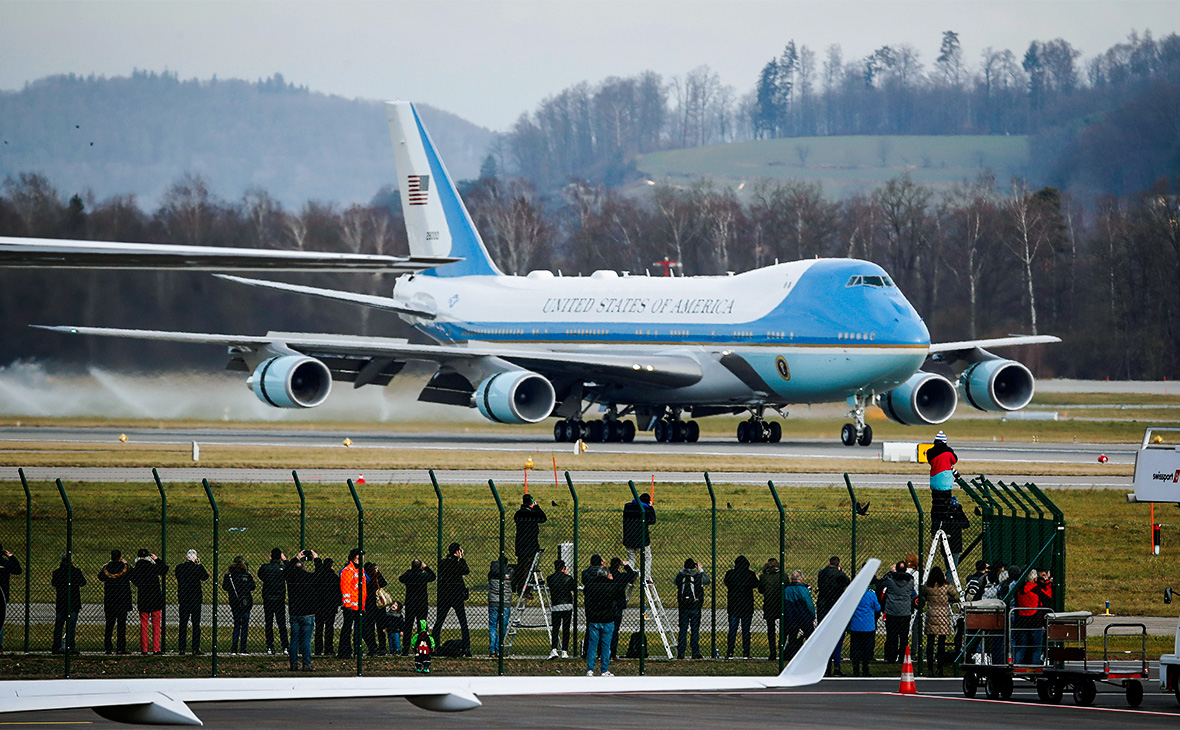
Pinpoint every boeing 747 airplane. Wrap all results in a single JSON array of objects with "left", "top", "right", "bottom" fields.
[{"left": 3, "top": 102, "right": 1057, "bottom": 445}]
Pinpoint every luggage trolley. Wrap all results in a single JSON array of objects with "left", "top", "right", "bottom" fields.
[
  {"left": 1036, "top": 612, "right": 1148, "bottom": 707},
  {"left": 959, "top": 599, "right": 1012, "bottom": 699}
]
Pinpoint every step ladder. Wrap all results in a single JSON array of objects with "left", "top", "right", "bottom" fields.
[
  {"left": 639, "top": 575, "right": 675, "bottom": 659},
  {"left": 502, "top": 549, "right": 553, "bottom": 656},
  {"left": 921, "top": 529, "right": 963, "bottom": 594}
]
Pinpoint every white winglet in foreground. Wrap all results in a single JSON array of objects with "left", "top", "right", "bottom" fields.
[{"left": 0, "top": 559, "right": 880, "bottom": 725}]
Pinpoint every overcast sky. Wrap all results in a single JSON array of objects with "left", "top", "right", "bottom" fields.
[{"left": 2, "top": 0, "right": 1178, "bottom": 131}]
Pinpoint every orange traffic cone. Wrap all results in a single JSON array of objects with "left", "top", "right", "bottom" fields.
[
  {"left": 356, "top": 474, "right": 366, "bottom": 485},
  {"left": 898, "top": 645, "right": 917, "bottom": 694}
]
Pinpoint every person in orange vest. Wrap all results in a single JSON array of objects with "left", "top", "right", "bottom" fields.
[{"left": 336, "top": 548, "right": 368, "bottom": 659}]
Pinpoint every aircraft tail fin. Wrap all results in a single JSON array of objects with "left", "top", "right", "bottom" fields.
[
  {"left": 773, "top": 558, "right": 881, "bottom": 687},
  {"left": 385, "top": 101, "right": 501, "bottom": 278}
]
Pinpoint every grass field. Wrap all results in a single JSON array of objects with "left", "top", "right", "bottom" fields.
[{"left": 635, "top": 135, "right": 1030, "bottom": 198}]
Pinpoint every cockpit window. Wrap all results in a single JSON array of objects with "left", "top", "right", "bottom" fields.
[{"left": 846, "top": 274, "right": 895, "bottom": 288}]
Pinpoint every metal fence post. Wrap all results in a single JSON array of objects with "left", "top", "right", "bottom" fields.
[
  {"left": 487, "top": 479, "right": 505, "bottom": 676},
  {"left": 627, "top": 480, "right": 646, "bottom": 675},
  {"left": 429, "top": 469, "right": 443, "bottom": 572},
  {"left": 292, "top": 470, "right": 306, "bottom": 551},
  {"left": 18, "top": 468, "right": 31, "bottom": 653},
  {"left": 201, "top": 479, "right": 219, "bottom": 677},
  {"left": 704, "top": 472, "right": 717, "bottom": 658},
  {"left": 152, "top": 469, "right": 168, "bottom": 652},
  {"left": 55, "top": 479, "right": 72, "bottom": 677},
  {"left": 768, "top": 480, "right": 786, "bottom": 674},
  {"left": 346, "top": 479, "right": 364, "bottom": 677},
  {"left": 843, "top": 474, "right": 857, "bottom": 571},
  {"left": 906, "top": 481, "right": 925, "bottom": 676},
  {"left": 564, "top": 471, "right": 579, "bottom": 655}
]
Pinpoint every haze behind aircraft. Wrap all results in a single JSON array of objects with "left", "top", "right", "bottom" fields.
[{"left": 5, "top": 102, "right": 1057, "bottom": 442}]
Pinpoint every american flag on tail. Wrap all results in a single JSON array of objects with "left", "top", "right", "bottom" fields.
[{"left": 407, "top": 175, "right": 430, "bottom": 206}]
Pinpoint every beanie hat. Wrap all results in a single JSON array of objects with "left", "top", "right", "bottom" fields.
[
  {"left": 934, "top": 431, "right": 947, "bottom": 442},
  {"left": 590, "top": 554, "right": 603, "bottom": 566},
  {"left": 271, "top": 547, "right": 283, "bottom": 561},
  {"left": 554, "top": 559, "right": 565, "bottom": 571},
  {"left": 187, "top": 549, "right": 198, "bottom": 561},
  {"left": 111, "top": 549, "right": 121, "bottom": 561},
  {"left": 137, "top": 548, "right": 150, "bottom": 558}
]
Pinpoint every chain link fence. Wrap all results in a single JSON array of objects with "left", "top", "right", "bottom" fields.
[{"left": 0, "top": 467, "right": 1065, "bottom": 677}]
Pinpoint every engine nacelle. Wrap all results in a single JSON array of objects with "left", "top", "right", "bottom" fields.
[
  {"left": 474, "top": 370, "right": 555, "bottom": 424},
  {"left": 248, "top": 355, "right": 332, "bottom": 408},
  {"left": 880, "top": 371, "right": 958, "bottom": 426},
  {"left": 958, "top": 359, "right": 1035, "bottom": 412}
]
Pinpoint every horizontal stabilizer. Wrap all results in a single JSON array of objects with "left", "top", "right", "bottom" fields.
[
  {"left": 214, "top": 275, "right": 436, "bottom": 319},
  {"left": 0, "top": 236, "right": 456, "bottom": 273}
]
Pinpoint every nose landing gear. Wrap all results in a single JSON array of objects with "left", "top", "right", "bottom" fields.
[{"left": 841, "top": 394, "right": 874, "bottom": 446}]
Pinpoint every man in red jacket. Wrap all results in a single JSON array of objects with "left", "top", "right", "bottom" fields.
[{"left": 927, "top": 431, "right": 958, "bottom": 524}]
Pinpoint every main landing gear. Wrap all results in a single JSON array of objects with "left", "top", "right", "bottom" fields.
[
  {"left": 840, "top": 394, "right": 873, "bottom": 447},
  {"left": 553, "top": 417, "right": 636, "bottom": 443},
  {"left": 736, "top": 413, "right": 782, "bottom": 444},
  {"left": 653, "top": 417, "right": 700, "bottom": 443}
]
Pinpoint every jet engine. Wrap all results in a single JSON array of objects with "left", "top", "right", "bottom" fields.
[
  {"left": 958, "top": 359, "right": 1035, "bottom": 412},
  {"left": 880, "top": 371, "right": 958, "bottom": 426},
  {"left": 473, "top": 371, "right": 555, "bottom": 424},
  {"left": 248, "top": 355, "right": 332, "bottom": 408}
]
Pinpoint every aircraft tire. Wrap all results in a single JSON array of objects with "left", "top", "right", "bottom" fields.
[
  {"left": 767, "top": 421, "right": 782, "bottom": 443},
  {"left": 654, "top": 420, "right": 667, "bottom": 443},
  {"left": 749, "top": 420, "right": 765, "bottom": 443},
  {"left": 736, "top": 421, "right": 749, "bottom": 443},
  {"left": 857, "top": 424, "right": 873, "bottom": 446},
  {"left": 554, "top": 421, "right": 567, "bottom": 442},
  {"left": 840, "top": 423, "right": 856, "bottom": 446},
  {"left": 588, "top": 420, "right": 605, "bottom": 442},
  {"left": 672, "top": 421, "right": 687, "bottom": 442},
  {"left": 606, "top": 420, "right": 621, "bottom": 442},
  {"left": 621, "top": 420, "right": 636, "bottom": 442},
  {"left": 686, "top": 420, "right": 700, "bottom": 442}
]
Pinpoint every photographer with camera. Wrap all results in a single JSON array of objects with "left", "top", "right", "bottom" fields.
[
  {"left": 286, "top": 549, "right": 318, "bottom": 671},
  {"left": 257, "top": 548, "right": 289, "bottom": 655},
  {"left": 0, "top": 543, "right": 21, "bottom": 653},
  {"left": 174, "top": 549, "right": 210, "bottom": 655},
  {"left": 398, "top": 558, "right": 435, "bottom": 655},
  {"left": 131, "top": 549, "right": 167, "bottom": 655},
  {"left": 433, "top": 543, "right": 471, "bottom": 657}
]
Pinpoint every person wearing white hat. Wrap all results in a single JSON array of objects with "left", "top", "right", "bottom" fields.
[
  {"left": 175, "top": 549, "right": 210, "bottom": 654},
  {"left": 927, "top": 431, "right": 958, "bottom": 522}
]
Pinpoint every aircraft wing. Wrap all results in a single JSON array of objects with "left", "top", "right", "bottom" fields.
[
  {"left": 213, "top": 274, "right": 438, "bottom": 319},
  {"left": 0, "top": 563, "right": 879, "bottom": 725},
  {"left": 0, "top": 236, "right": 456, "bottom": 273},
  {"left": 928, "top": 334, "right": 1061, "bottom": 354},
  {"left": 32, "top": 326, "right": 704, "bottom": 389}
]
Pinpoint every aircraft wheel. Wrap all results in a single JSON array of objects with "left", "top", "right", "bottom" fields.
[
  {"left": 857, "top": 424, "right": 873, "bottom": 446},
  {"left": 621, "top": 420, "right": 636, "bottom": 443},
  {"left": 568, "top": 421, "right": 582, "bottom": 442},
  {"left": 767, "top": 421, "right": 782, "bottom": 443},
  {"left": 654, "top": 420, "right": 667, "bottom": 443},
  {"left": 672, "top": 421, "right": 687, "bottom": 443},
  {"left": 606, "top": 420, "right": 621, "bottom": 442},
  {"left": 1073, "top": 677, "right": 1096, "bottom": 706},
  {"left": 962, "top": 672, "right": 978, "bottom": 698},
  {"left": 587, "top": 420, "right": 604, "bottom": 442},
  {"left": 736, "top": 421, "right": 749, "bottom": 443},
  {"left": 840, "top": 423, "right": 856, "bottom": 446},
  {"left": 554, "top": 420, "right": 568, "bottom": 442},
  {"left": 686, "top": 420, "right": 700, "bottom": 443},
  {"left": 1126, "top": 679, "right": 1143, "bottom": 708}
]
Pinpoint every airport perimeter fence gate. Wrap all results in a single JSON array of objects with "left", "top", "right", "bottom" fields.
[
  {"left": 4, "top": 469, "right": 931, "bottom": 678},
  {"left": 955, "top": 474, "right": 1066, "bottom": 611}
]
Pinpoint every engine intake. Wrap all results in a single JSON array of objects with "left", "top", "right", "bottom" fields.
[
  {"left": 959, "top": 359, "right": 1035, "bottom": 412},
  {"left": 249, "top": 355, "right": 332, "bottom": 408},
  {"left": 881, "top": 371, "right": 957, "bottom": 426},
  {"left": 474, "top": 371, "right": 555, "bottom": 424}
]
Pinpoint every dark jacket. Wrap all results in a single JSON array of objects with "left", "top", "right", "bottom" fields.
[
  {"left": 0, "top": 553, "right": 21, "bottom": 599},
  {"left": 174, "top": 560, "right": 210, "bottom": 606},
  {"left": 622, "top": 500, "right": 657, "bottom": 549},
  {"left": 609, "top": 564, "right": 637, "bottom": 614},
  {"left": 881, "top": 569, "right": 916, "bottom": 617},
  {"left": 437, "top": 555, "right": 471, "bottom": 606},
  {"left": 257, "top": 558, "right": 287, "bottom": 602},
  {"left": 675, "top": 566, "right": 710, "bottom": 610},
  {"left": 130, "top": 557, "right": 167, "bottom": 613},
  {"left": 286, "top": 558, "right": 318, "bottom": 617},
  {"left": 223, "top": 565, "right": 255, "bottom": 610},
  {"left": 51, "top": 563, "right": 86, "bottom": 613},
  {"left": 816, "top": 565, "right": 851, "bottom": 620},
  {"left": 398, "top": 565, "right": 436, "bottom": 616},
  {"left": 583, "top": 565, "right": 632, "bottom": 624},
  {"left": 97, "top": 559, "right": 132, "bottom": 613},
  {"left": 724, "top": 556, "right": 759, "bottom": 617},
  {"left": 782, "top": 581, "right": 816, "bottom": 630},
  {"left": 758, "top": 564, "right": 781, "bottom": 616},
  {"left": 313, "top": 560, "right": 342, "bottom": 615},
  {"left": 937, "top": 501, "right": 971, "bottom": 552},
  {"left": 547, "top": 570, "right": 576, "bottom": 609},
  {"left": 513, "top": 504, "right": 547, "bottom": 555}
]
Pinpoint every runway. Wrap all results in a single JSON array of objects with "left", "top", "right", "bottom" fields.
[
  {"left": 7, "top": 679, "right": 1180, "bottom": 728},
  {"left": 0, "top": 425, "right": 1137, "bottom": 488}
]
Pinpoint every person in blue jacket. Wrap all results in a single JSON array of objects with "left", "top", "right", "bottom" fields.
[
  {"left": 781, "top": 570, "right": 816, "bottom": 661},
  {"left": 849, "top": 585, "right": 882, "bottom": 676}
]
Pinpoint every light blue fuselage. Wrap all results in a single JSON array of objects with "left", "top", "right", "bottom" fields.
[{"left": 396, "top": 257, "right": 931, "bottom": 408}]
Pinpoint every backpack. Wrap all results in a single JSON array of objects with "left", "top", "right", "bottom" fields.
[
  {"left": 679, "top": 572, "right": 701, "bottom": 605},
  {"left": 435, "top": 638, "right": 466, "bottom": 657}
]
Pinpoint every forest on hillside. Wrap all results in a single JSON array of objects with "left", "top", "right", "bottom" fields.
[{"left": 2, "top": 166, "right": 1177, "bottom": 380}]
